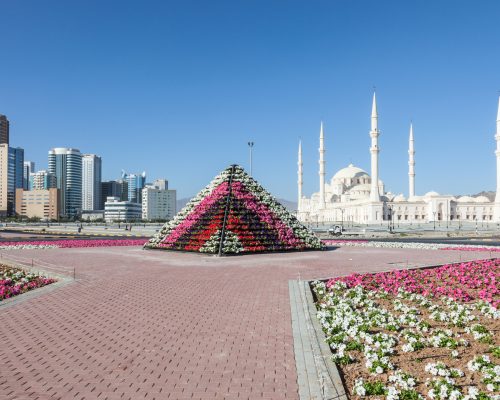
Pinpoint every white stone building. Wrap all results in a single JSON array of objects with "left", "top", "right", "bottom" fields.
[
  {"left": 104, "top": 196, "right": 142, "bottom": 222},
  {"left": 297, "top": 95, "right": 500, "bottom": 225},
  {"left": 82, "top": 154, "right": 102, "bottom": 211},
  {"left": 142, "top": 184, "right": 176, "bottom": 221}
]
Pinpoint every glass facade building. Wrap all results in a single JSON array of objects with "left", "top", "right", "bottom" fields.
[
  {"left": 29, "top": 170, "right": 57, "bottom": 190},
  {"left": 0, "top": 145, "right": 24, "bottom": 215},
  {"left": 100, "top": 180, "right": 128, "bottom": 210},
  {"left": 126, "top": 172, "right": 146, "bottom": 204},
  {"left": 23, "top": 161, "right": 34, "bottom": 190},
  {"left": 48, "top": 148, "right": 82, "bottom": 218}
]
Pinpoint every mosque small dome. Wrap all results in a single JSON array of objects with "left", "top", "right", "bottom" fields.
[
  {"left": 474, "top": 196, "right": 491, "bottom": 202},
  {"left": 393, "top": 194, "right": 406, "bottom": 202},
  {"left": 424, "top": 191, "right": 440, "bottom": 197},
  {"left": 457, "top": 196, "right": 474, "bottom": 203}
]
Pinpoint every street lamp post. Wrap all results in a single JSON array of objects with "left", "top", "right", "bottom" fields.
[
  {"left": 433, "top": 211, "right": 436, "bottom": 230},
  {"left": 341, "top": 209, "right": 344, "bottom": 231},
  {"left": 248, "top": 141, "right": 254, "bottom": 176}
]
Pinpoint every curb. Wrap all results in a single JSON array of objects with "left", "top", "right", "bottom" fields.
[
  {"left": 289, "top": 280, "right": 347, "bottom": 400},
  {"left": 0, "top": 260, "right": 75, "bottom": 310}
]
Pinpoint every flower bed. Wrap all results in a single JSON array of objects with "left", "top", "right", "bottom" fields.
[
  {"left": 312, "top": 259, "right": 500, "bottom": 399},
  {"left": 146, "top": 165, "right": 323, "bottom": 254},
  {"left": 323, "top": 240, "right": 500, "bottom": 252},
  {"left": 0, "top": 239, "right": 146, "bottom": 250},
  {"left": 0, "top": 265, "right": 56, "bottom": 301}
]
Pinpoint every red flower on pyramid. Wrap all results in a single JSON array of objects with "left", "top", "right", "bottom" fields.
[{"left": 144, "top": 165, "right": 325, "bottom": 254}]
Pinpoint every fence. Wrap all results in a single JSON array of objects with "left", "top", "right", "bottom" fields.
[{"left": 0, "top": 252, "right": 76, "bottom": 280}]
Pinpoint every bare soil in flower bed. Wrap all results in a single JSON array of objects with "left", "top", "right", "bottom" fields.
[
  {"left": 313, "top": 259, "right": 500, "bottom": 399},
  {"left": 339, "top": 298, "right": 499, "bottom": 397}
]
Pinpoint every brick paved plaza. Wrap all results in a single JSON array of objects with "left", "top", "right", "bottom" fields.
[{"left": 0, "top": 246, "right": 493, "bottom": 400}]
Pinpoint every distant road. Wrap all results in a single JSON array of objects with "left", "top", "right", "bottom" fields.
[{"left": 328, "top": 235, "right": 500, "bottom": 247}]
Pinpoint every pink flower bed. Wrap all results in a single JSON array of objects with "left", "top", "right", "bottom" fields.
[
  {"left": 323, "top": 239, "right": 370, "bottom": 245},
  {"left": 1, "top": 266, "right": 56, "bottom": 301},
  {"left": 440, "top": 246, "right": 500, "bottom": 252},
  {"left": 0, "top": 239, "right": 146, "bottom": 249},
  {"left": 326, "top": 258, "right": 500, "bottom": 307}
]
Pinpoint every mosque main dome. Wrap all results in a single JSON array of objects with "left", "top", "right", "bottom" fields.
[{"left": 331, "top": 164, "right": 371, "bottom": 187}]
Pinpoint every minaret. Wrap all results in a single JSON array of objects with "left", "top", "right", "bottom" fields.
[
  {"left": 318, "top": 122, "right": 326, "bottom": 209},
  {"left": 408, "top": 123, "right": 416, "bottom": 199},
  {"left": 495, "top": 96, "right": 500, "bottom": 205},
  {"left": 298, "top": 140, "right": 303, "bottom": 210},
  {"left": 369, "top": 93, "right": 381, "bottom": 202}
]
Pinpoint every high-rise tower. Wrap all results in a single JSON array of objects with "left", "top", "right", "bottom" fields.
[
  {"left": 125, "top": 172, "right": 146, "bottom": 204},
  {"left": 82, "top": 154, "right": 102, "bottom": 211},
  {"left": 0, "top": 115, "right": 9, "bottom": 145},
  {"left": 0, "top": 145, "right": 24, "bottom": 215},
  {"left": 48, "top": 148, "right": 82, "bottom": 218},
  {"left": 23, "top": 161, "right": 35, "bottom": 190}
]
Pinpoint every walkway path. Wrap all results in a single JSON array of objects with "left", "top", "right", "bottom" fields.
[{"left": 0, "top": 246, "right": 492, "bottom": 400}]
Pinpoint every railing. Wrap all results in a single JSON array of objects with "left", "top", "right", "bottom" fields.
[{"left": 0, "top": 252, "right": 77, "bottom": 280}]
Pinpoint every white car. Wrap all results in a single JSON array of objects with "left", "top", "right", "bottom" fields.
[{"left": 328, "top": 225, "right": 343, "bottom": 236}]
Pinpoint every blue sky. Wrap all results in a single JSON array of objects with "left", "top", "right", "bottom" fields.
[{"left": 1, "top": 0, "right": 499, "bottom": 200}]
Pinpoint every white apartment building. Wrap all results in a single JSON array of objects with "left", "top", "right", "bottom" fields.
[
  {"left": 104, "top": 196, "right": 142, "bottom": 222},
  {"left": 29, "top": 170, "right": 57, "bottom": 190},
  {"left": 142, "top": 186, "right": 176, "bottom": 221},
  {"left": 82, "top": 154, "right": 102, "bottom": 211}
]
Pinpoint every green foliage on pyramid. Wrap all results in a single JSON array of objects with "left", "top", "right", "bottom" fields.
[{"left": 145, "top": 165, "right": 325, "bottom": 254}]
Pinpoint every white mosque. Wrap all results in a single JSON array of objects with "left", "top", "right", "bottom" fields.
[{"left": 297, "top": 94, "right": 500, "bottom": 225}]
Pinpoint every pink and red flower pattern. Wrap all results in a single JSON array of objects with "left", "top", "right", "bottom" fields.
[
  {"left": 0, "top": 267, "right": 56, "bottom": 301},
  {"left": 146, "top": 165, "right": 324, "bottom": 254},
  {"left": 326, "top": 258, "right": 500, "bottom": 307},
  {"left": 0, "top": 239, "right": 146, "bottom": 249}
]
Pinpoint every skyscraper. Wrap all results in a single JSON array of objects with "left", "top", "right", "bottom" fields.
[
  {"left": 0, "top": 144, "right": 24, "bottom": 215},
  {"left": 125, "top": 171, "right": 146, "bottom": 203},
  {"left": 29, "top": 170, "right": 57, "bottom": 190},
  {"left": 100, "top": 180, "right": 128, "bottom": 210},
  {"left": 48, "top": 148, "right": 82, "bottom": 218},
  {"left": 23, "top": 161, "right": 35, "bottom": 190},
  {"left": 0, "top": 115, "right": 9, "bottom": 145},
  {"left": 82, "top": 154, "right": 102, "bottom": 211}
]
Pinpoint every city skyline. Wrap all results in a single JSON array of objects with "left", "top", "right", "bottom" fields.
[{"left": 1, "top": 1, "right": 500, "bottom": 200}]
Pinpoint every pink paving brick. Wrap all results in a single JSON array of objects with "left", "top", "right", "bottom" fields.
[{"left": 0, "top": 246, "right": 494, "bottom": 399}]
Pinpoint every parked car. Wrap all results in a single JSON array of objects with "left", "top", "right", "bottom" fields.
[{"left": 328, "top": 225, "right": 343, "bottom": 236}]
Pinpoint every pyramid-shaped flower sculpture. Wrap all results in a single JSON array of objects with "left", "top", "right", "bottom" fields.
[{"left": 145, "top": 165, "right": 324, "bottom": 255}]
